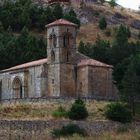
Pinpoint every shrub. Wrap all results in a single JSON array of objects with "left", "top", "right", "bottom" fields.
[
  {"left": 138, "top": 31, "right": 140, "bottom": 39},
  {"left": 52, "top": 124, "right": 87, "bottom": 138},
  {"left": 109, "top": 0, "right": 117, "bottom": 8},
  {"left": 104, "top": 28, "right": 111, "bottom": 37},
  {"left": 98, "top": 16, "right": 107, "bottom": 30},
  {"left": 52, "top": 106, "right": 67, "bottom": 118},
  {"left": 117, "top": 125, "right": 129, "bottom": 133},
  {"left": 105, "top": 102, "right": 132, "bottom": 123},
  {"left": 68, "top": 98, "right": 88, "bottom": 120}
]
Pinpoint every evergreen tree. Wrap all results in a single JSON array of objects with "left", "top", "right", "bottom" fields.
[
  {"left": 53, "top": 3, "right": 63, "bottom": 20},
  {"left": 99, "top": 0, "right": 105, "bottom": 5},
  {"left": 109, "top": 0, "right": 117, "bottom": 8},
  {"left": 98, "top": 16, "right": 107, "bottom": 30},
  {"left": 64, "top": 9, "right": 80, "bottom": 27},
  {"left": 92, "top": 37, "right": 111, "bottom": 63},
  {"left": 121, "top": 55, "right": 140, "bottom": 116},
  {"left": 0, "top": 28, "right": 46, "bottom": 70},
  {"left": 68, "top": 98, "right": 88, "bottom": 120},
  {"left": 78, "top": 41, "right": 91, "bottom": 57},
  {"left": 111, "top": 25, "right": 131, "bottom": 65}
]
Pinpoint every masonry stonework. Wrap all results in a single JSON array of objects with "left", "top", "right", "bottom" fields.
[{"left": 0, "top": 19, "right": 117, "bottom": 100}]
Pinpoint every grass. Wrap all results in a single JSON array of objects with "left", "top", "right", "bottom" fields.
[
  {"left": 0, "top": 101, "right": 108, "bottom": 120},
  {"left": 0, "top": 101, "right": 139, "bottom": 140},
  {"left": 0, "top": 127, "right": 139, "bottom": 140},
  {"left": 0, "top": 101, "right": 139, "bottom": 121},
  {"left": 69, "top": 129, "right": 140, "bottom": 140}
]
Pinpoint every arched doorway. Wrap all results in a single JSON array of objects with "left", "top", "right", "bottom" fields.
[{"left": 13, "top": 77, "right": 23, "bottom": 99}]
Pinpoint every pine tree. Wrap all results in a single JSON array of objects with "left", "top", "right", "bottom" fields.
[
  {"left": 98, "top": 16, "right": 107, "bottom": 30},
  {"left": 109, "top": 0, "right": 117, "bottom": 8},
  {"left": 121, "top": 55, "right": 140, "bottom": 116},
  {"left": 53, "top": 3, "right": 63, "bottom": 20}
]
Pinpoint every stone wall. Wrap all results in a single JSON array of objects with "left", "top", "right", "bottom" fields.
[
  {"left": 77, "top": 66, "right": 89, "bottom": 96},
  {"left": 0, "top": 120, "right": 139, "bottom": 140},
  {"left": 0, "top": 64, "right": 48, "bottom": 100},
  {"left": 0, "top": 96, "right": 118, "bottom": 105},
  {"left": 88, "top": 66, "right": 117, "bottom": 97}
]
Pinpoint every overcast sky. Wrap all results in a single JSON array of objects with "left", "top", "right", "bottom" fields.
[{"left": 117, "top": 0, "right": 140, "bottom": 10}]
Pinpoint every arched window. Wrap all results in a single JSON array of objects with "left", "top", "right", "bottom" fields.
[
  {"left": 12, "top": 77, "right": 23, "bottom": 99},
  {"left": 49, "top": 34, "right": 53, "bottom": 48},
  {"left": 49, "top": 34, "right": 57, "bottom": 48},
  {"left": 51, "top": 50, "right": 55, "bottom": 62},
  {"left": 63, "top": 34, "right": 70, "bottom": 47},
  {"left": 53, "top": 34, "right": 57, "bottom": 47},
  {"left": 66, "top": 51, "right": 70, "bottom": 62}
]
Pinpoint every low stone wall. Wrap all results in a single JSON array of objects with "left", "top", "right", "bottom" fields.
[
  {"left": 0, "top": 120, "right": 139, "bottom": 140},
  {"left": 0, "top": 96, "right": 118, "bottom": 104}
]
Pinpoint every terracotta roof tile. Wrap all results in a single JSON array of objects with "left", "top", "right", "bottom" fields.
[
  {"left": 77, "top": 59, "right": 113, "bottom": 68},
  {"left": 45, "top": 19, "right": 78, "bottom": 28},
  {"left": 0, "top": 55, "right": 112, "bottom": 73},
  {"left": 1, "top": 58, "right": 47, "bottom": 73}
]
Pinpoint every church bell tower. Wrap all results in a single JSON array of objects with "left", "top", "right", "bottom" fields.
[{"left": 46, "top": 19, "right": 78, "bottom": 97}]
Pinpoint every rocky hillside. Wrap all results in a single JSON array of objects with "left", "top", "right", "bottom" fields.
[
  {"left": 71, "top": 2, "right": 140, "bottom": 43},
  {"left": 35, "top": 1, "right": 140, "bottom": 43}
]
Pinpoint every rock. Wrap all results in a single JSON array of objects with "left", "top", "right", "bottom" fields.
[
  {"left": 114, "top": 12, "right": 127, "bottom": 19},
  {"left": 107, "top": 16, "right": 122, "bottom": 25},
  {"left": 80, "top": 16, "right": 89, "bottom": 24},
  {"left": 131, "top": 20, "right": 140, "bottom": 29}
]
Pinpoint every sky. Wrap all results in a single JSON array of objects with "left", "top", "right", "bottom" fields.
[{"left": 116, "top": 0, "right": 140, "bottom": 10}]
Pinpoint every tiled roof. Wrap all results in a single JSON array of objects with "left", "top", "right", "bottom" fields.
[
  {"left": 77, "top": 59, "right": 113, "bottom": 68},
  {"left": 1, "top": 58, "right": 47, "bottom": 73},
  {"left": 0, "top": 55, "right": 112, "bottom": 73},
  {"left": 71, "top": 52, "right": 89, "bottom": 64},
  {"left": 45, "top": 19, "right": 78, "bottom": 28}
]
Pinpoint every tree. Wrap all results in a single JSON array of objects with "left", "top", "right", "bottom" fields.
[
  {"left": 138, "top": 30, "right": 140, "bottom": 39},
  {"left": 98, "top": 16, "right": 107, "bottom": 30},
  {"left": 68, "top": 98, "right": 88, "bottom": 120},
  {"left": 45, "top": 6, "right": 54, "bottom": 24},
  {"left": 121, "top": 55, "right": 140, "bottom": 116},
  {"left": 78, "top": 41, "right": 91, "bottom": 57},
  {"left": 113, "top": 57, "right": 131, "bottom": 90},
  {"left": 92, "top": 37, "right": 111, "bottom": 63},
  {"left": 0, "top": 22, "right": 4, "bottom": 33},
  {"left": 105, "top": 102, "right": 132, "bottom": 123},
  {"left": 0, "top": 28, "right": 46, "bottom": 70},
  {"left": 99, "top": 0, "right": 105, "bottom": 5},
  {"left": 109, "top": 0, "right": 117, "bottom": 8},
  {"left": 53, "top": 3, "right": 63, "bottom": 20},
  {"left": 64, "top": 9, "right": 80, "bottom": 27},
  {"left": 111, "top": 25, "right": 131, "bottom": 65}
]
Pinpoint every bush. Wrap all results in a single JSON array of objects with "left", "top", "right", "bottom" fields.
[
  {"left": 52, "top": 106, "right": 67, "bottom": 118},
  {"left": 98, "top": 16, "right": 107, "bottom": 30},
  {"left": 68, "top": 98, "right": 88, "bottom": 120},
  {"left": 105, "top": 102, "right": 132, "bottom": 123},
  {"left": 117, "top": 125, "right": 129, "bottom": 133},
  {"left": 52, "top": 124, "right": 87, "bottom": 138},
  {"left": 104, "top": 28, "right": 111, "bottom": 37}
]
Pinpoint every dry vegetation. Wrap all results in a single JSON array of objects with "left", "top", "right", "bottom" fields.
[
  {"left": 74, "top": 2, "right": 140, "bottom": 43},
  {"left": 0, "top": 101, "right": 139, "bottom": 121},
  {"left": 69, "top": 129, "right": 140, "bottom": 140},
  {"left": 0, "top": 101, "right": 108, "bottom": 120},
  {"left": 0, "top": 126, "right": 139, "bottom": 140},
  {"left": 0, "top": 101, "right": 139, "bottom": 140}
]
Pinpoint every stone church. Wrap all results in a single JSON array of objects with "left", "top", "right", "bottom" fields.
[{"left": 0, "top": 19, "right": 117, "bottom": 100}]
